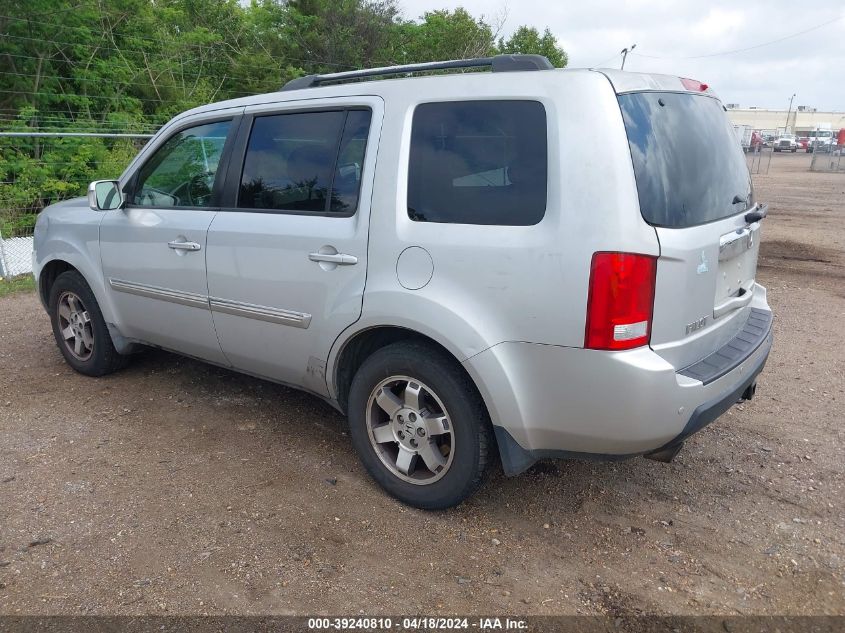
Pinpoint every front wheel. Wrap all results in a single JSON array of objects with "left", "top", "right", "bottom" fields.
[
  {"left": 347, "top": 341, "right": 494, "bottom": 510},
  {"left": 48, "top": 270, "right": 128, "bottom": 376}
]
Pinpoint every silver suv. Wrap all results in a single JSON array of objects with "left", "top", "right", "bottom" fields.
[{"left": 33, "top": 55, "right": 773, "bottom": 509}]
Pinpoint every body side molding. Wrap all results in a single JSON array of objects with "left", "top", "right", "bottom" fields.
[
  {"left": 108, "top": 279, "right": 311, "bottom": 328},
  {"left": 208, "top": 297, "right": 312, "bottom": 329},
  {"left": 108, "top": 278, "right": 209, "bottom": 309}
]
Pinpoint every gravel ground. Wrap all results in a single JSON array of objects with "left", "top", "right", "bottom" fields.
[{"left": 0, "top": 152, "right": 843, "bottom": 616}]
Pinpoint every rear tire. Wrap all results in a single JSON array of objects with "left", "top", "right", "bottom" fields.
[
  {"left": 48, "top": 270, "right": 128, "bottom": 377},
  {"left": 347, "top": 341, "right": 494, "bottom": 510}
]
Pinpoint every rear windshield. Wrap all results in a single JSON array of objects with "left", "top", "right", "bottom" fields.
[{"left": 618, "top": 92, "right": 752, "bottom": 228}]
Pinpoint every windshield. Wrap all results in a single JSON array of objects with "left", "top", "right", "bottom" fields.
[{"left": 618, "top": 91, "right": 752, "bottom": 229}]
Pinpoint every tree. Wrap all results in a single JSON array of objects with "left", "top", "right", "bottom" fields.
[
  {"left": 281, "top": 0, "right": 401, "bottom": 71},
  {"left": 397, "top": 9, "right": 497, "bottom": 63},
  {"left": 0, "top": 0, "right": 567, "bottom": 231},
  {"left": 499, "top": 26, "right": 567, "bottom": 67}
]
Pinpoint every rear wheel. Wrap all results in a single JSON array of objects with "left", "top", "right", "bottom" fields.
[
  {"left": 347, "top": 341, "right": 493, "bottom": 510},
  {"left": 49, "top": 271, "right": 127, "bottom": 376}
]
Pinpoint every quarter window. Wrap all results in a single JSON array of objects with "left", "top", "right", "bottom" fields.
[
  {"left": 407, "top": 101, "right": 547, "bottom": 225},
  {"left": 133, "top": 120, "right": 231, "bottom": 208},
  {"left": 238, "top": 109, "right": 372, "bottom": 214}
]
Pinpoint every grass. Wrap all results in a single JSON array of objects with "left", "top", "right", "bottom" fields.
[{"left": 0, "top": 275, "right": 36, "bottom": 297}]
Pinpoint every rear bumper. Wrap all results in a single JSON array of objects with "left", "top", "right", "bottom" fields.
[
  {"left": 464, "top": 304, "right": 773, "bottom": 476},
  {"left": 656, "top": 340, "right": 768, "bottom": 450}
]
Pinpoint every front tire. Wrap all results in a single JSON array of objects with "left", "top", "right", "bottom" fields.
[
  {"left": 347, "top": 341, "right": 494, "bottom": 510},
  {"left": 48, "top": 270, "right": 127, "bottom": 376}
]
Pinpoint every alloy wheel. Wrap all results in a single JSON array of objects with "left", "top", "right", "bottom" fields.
[
  {"left": 365, "top": 375, "right": 455, "bottom": 485},
  {"left": 57, "top": 291, "right": 94, "bottom": 361}
]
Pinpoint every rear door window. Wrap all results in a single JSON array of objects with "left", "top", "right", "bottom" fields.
[
  {"left": 238, "top": 109, "right": 371, "bottom": 214},
  {"left": 618, "top": 92, "right": 752, "bottom": 228},
  {"left": 407, "top": 100, "right": 547, "bottom": 226}
]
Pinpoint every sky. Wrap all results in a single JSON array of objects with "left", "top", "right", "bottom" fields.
[{"left": 400, "top": 0, "right": 845, "bottom": 111}]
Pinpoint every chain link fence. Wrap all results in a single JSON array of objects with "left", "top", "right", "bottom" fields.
[
  {"left": 0, "top": 226, "right": 35, "bottom": 279},
  {"left": 810, "top": 144, "right": 845, "bottom": 173},
  {"left": 746, "top": 146, "right": 773, "bottom": 175}
]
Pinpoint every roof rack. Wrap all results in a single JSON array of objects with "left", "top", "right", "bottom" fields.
[{"left": 280, "top": 54, "right": 553, "bottom": 91}]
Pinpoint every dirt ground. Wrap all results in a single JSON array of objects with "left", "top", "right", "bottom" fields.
[{"left": 1, "top": 152, "right": 843, "bottom": 617}]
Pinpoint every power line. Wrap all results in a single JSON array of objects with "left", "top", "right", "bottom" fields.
[
  {"left": 0, "top": 53, "right": 241, "bottom": 85},
  {"left": 0, "top": 13, "right": 235, "bottom": 54},
  {"left": 1, "top": 31, "right": 370, "bottom": 71},
  {"left": 0, "top": 114, "right": 161, "bottom": 123},
  {"left": 632, "top": 14, "right": 843, "bottom": 61},
  {"left": 0, "top": 70, "right": 266, "bottom": 98},
  {"left": 0, "top": 88, "right": 189, "bottom": 105},
  {"left": 13, "top": 2, "right": 94, "bottom": 18},
  {"left": 0, "top": 68, "right": 286, "bottom": 98},
  {"left": 1, "top": 52, "right": 227, "bottom": 81},
  {"left": 0, "top": 13, "right": 385, "bottom": 70},
  {"left": 1, "top": 33, "right": 230, "bottom": 65},
  {"left": 590, "top": 52, "right": 622, "bottom": 68},
  {"left": 0, "top": 132, "right": 153, "bottom": 138},
  {"left": 0, "top": 112, "right": 166, "bottom": 124}
]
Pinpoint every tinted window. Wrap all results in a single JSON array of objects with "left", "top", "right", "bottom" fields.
[
  {"left": 331, "top": 110, "right": 372, "bottom": 213},
  {"left": 238, "top": 110, "right": 371, "bottom": 214},
  {"left": 407, "top": 101, "right": 547, "bottom": 225},
  {"left": 618, "top": 92, "right": 752, "bottom": 228},
  {"left": 134, "top": 120, "right": 231, "bottom": 207}
]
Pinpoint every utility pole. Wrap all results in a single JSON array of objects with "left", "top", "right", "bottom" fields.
[
  {"left": 785, "top": 93, "right": 796, "bottom": 134},
  {"left": 621, "top": 44, "right": 636, "bottom": 70}
]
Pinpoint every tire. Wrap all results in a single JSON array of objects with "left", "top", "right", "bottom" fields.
[
  {"left": 48, "top": 270, "right": 128, "bottom": 377},
  {"left": 347, "top": 341, "right": 494, "bottom": 510}
]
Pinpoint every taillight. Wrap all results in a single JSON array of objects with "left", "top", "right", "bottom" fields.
[
  {"left": 585, "top": 252, "right": 657, "bottom": 351},
  {"left": 680, "top": 77, "right": 709, "bottom": 92}
]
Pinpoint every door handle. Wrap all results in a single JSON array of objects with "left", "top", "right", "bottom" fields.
[
  {"left": 168, "top": 240, "right": 202, "bottom": 252},
  {"left": 308, "top": 252, "right": 358, "bottom": 265}
]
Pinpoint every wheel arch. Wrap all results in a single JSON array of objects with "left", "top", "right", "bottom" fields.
[
  {"left": 37, "top": 253, "right": 128, "bottom": 352},
  {"left": 331, "top": 322, "right": 496, "bottom": 421},
  {"left": 38, "top": 259, "right": 78, "bottom": 307},
  {"left": 38, "top": 255, "right": 110, "bottom": 318}
]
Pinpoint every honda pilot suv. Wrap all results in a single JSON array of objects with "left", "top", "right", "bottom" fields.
[{"left": 33, "top": 55, "right": 772, "bottom": 509}]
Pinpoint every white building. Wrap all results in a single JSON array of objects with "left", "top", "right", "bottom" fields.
[{"left": 726, "top": 106, "right": 845, "bottom": 136}]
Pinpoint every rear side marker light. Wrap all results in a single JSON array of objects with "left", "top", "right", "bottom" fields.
[{"left": 585, "top": 252, "right": 657, "bottom": 351}]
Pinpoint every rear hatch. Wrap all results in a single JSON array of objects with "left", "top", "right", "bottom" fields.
[{"left": 617, "top": 88, "right": 762, "bottom": 370}]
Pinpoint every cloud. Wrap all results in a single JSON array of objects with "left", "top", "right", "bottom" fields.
[{"left": 400, "top": 0, "right": 845, "bottom": 110}]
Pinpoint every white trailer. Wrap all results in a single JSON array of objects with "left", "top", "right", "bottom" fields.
[{"left": 732, "top": 124, "right": 753, "bottom": 151}]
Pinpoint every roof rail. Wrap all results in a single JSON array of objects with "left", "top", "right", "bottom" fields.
[{"left": 280, "top": 54, "right": 553, "bottom": 91}]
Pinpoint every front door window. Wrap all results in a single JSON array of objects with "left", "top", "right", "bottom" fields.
[{"left": 133, "top": 120, "right": 231, "bottom": 208}]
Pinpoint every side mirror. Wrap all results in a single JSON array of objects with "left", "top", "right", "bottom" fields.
[{"left": 88, "top": 180, "right": 124, "bottom": 211}]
